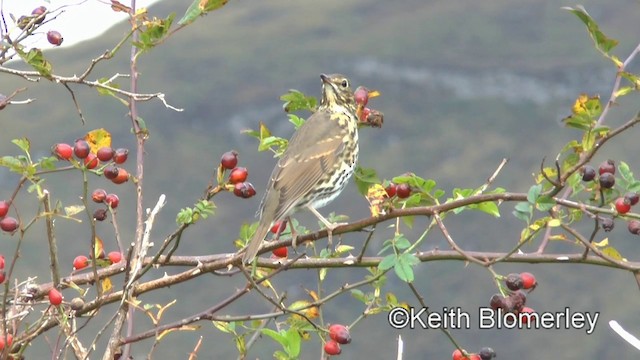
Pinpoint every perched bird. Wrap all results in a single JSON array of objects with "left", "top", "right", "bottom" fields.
[{"left": 243, "top": 73, "right": 360, "bottom": 263}]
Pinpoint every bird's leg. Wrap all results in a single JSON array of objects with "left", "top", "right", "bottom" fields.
[{"left": 306, "top": 205, "right": 347, "bottom": 247}]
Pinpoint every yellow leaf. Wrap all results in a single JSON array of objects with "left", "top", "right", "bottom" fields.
[
  {"left": 548, "top": 219, "right": 561, "bottom": 227},
  {"left": 593, "top": 238, "right": 609, "bottom": 248},
  {"left": 64, "top": 205, "right": 85, "bottom": 216},
  {"left": 94, "top": 236, "right": 105, "bottom": 259},
  {"left": 306, "top": 290, "right": 320, "bottom": 302},
  {"left": 84, "top": 128, "right": 112, "bottom": 154},
  {"left": 101, "top": 277, "right": 112, "bottom": 293},
  {"left": 572, "top": 94, "right": 589, "bottom": 115},
  {"left": 602, "top": 246, "right": 623, "bottom": 260}
]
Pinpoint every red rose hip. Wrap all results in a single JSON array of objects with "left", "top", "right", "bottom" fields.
[
  {"left": 73, "top": 255, "right": 89, "bottom": 270},
  {"left": 105, "top": 194, "right": 119, "bottom": 208},
  {"left": 48, "top": 288, "right": 63, "bottom": 305},
  {"left": 0, "top": 201, "right": 9, "bottom": 218},
  {"left": 113, "top": 148, "right": 129, "bottom": 164},
  {"left": 324, "top": 340, "right": 341, "bottom": 355},
  {"left": 74, "top": 139, "right": 90, "bottom": 159},
  {"left": 220, "top": 150, "right": 239, "bottom": 170},
  {"left": 229, "top": 167, "right": 248, "bottom": 184},
  {"left": 0, "top": 217, "right": 18, "bottom": 232},
  {"left": 53, "top": 143, "right": 73, "bottom": 160}
]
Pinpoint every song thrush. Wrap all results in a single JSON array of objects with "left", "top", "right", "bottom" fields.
[{"left": 243, "top": 73, "right": 359, "bottom": 263}]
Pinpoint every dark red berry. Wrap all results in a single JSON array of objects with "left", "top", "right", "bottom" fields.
[
  {"left": 0, "top": 201, "right": 9, "bottom": 218},
  {"left": 96, "top": 147, "right": 114, "bottom": 162},
  {"left": 628, "top": 220, "right": 640, "bottom": 235},
  {"left": 602, "top": 217, "right": 614, "bottom": 232},
  {"left": 84, "top": 153, "right": 99, "bottom": 169},
  {"left": 324, "top": 340, "right": 341, "bottom": 356},
  {"left": 385, "top": 183, "right": 396, "bottom": 197},
  {"left": 489, "top": 294, "right": 505, "bottom": 310},
  {"left": 396, "top": 183, "right": 411, "bottom": 199},
  {"left": 0, "top": 255, "right": 5, "bottom": 269},
  {"left": 48, "top": 288, "right": 63, "bottom": 306},
  {"left": 599, "top": 173, "right": 615, "bottom": 189},
  {"left": 47, "top": 30, "right": 63, "bottom": 46},
  {"left": 93, "top": 208, "right": 107, "bottom": 221},
  {"left": 581, "top": 165, "right": 596, "bottom": 182},
  {"left": 615, "top": 197, "right": 631, "bottom": 214},
  {"left": 31, "top": 6, "right": 46, "bottom": 24},
  {"left": 478, "top": 347, "right": 496, "bottom": 360},
  {"left": 73, "top": 255, "right": 89, "bottom": 270},
  {"left": 0, "top": 271, "right": 5, "bottom": 285},
  {"left": 361, "top": 107, "right": 372, "bottom": 122},
  {"left": 354, "top": 86, "right": 369, "bottom": 107},
  {"left": 103, "top": 165, "right": 119, "bottom": 180},
  {"left": 0, "top": 217, "right": 18, "bottom": 233},
  {"left": 229, "top": 167, "right": 248, "bottom": 184},
  {"left": 328, "top": 324, "right": 351, "bottom": 344},
  {"left": 520, "top": 272, "right": 537, "bottom": 290},
  {"left": 53, "top": 143, "right": 73, "bottom": 160},
  {"left": 91, "top": 189, "right": 107, "bottom": 203},
  {"left": 113, "top": 148, "right": 129, "bottom": 164},
  {"left": 233, "top": 182, "right": 256, "bottom": 199},
  {"left": 625, "top": 192, "right": 639, "bottom": 206},
  {"left": 509, "top": 290, "right": 527, "bottom": 312},
  {"left": 74, "top": 139, "right": 90, "bottom": 159},
  {"left": 220, "top": 150, "right": 239, "bottom": 170},
  {"left": 105, "top": 194, "right": 119, "bottom": 209},
  {"left": 270, "top": 221, "right": 285, "bottom": 234},
  {"left": 108, "top": 251, "right": 123, "bottom": 264},
  {"left": 505, "top": 273, "right": 523, "bottom": 291},
  {"left": 111, "top": 168, "right": 129, "bottom": 184},
  {"left": 272, "top": 246, "right": 288, "bottom": 258},
  {"left": 598, "top": 159, "right": 616, "bottom": 175}
]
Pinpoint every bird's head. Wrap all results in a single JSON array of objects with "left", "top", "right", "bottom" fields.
[{"left": 320, "top": 73, "right": 356, "bottom": 111}]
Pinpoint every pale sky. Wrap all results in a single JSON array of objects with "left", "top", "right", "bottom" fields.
[{"left": 3, "top": 0, "right": 163, "bottom": 50}]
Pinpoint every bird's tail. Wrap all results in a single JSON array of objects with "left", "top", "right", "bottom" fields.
[{"left": 242, "top": 221, "right": 271, "bottom": 264}]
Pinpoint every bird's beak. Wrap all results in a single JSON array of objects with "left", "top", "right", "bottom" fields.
[{"left": 320, "top": 74, "right": 330, "bottom": 83}]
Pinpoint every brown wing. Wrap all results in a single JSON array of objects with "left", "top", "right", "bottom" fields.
[{"left": 257, "top": 108, "right": 346, "bottom": 222}]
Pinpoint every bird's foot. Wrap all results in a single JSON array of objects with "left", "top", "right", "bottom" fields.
[{"left": 325, "top": 221, "right": 347, "bottom": 247}]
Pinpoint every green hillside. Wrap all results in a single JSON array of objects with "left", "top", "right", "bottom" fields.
[{"left": 2, "top": 0, "right": 640, "bottom": 358}]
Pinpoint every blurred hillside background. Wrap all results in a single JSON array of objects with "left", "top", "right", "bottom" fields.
[{"left": 2, "top": 0, "right": 640, "bottom": 358}]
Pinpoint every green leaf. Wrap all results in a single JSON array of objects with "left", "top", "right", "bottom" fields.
[
  {"left": 12, "top": 138, "right": 30, "bottom": 154},
  {"left": 354, "top": 166, "right": 380, "bottom": 196},
  {"left": 474, "top": 201, "right": 500, "bottom": 217},
  {"left": 618, "top": 161, "right": 634, "bottom": 184},
  {"left": 564, "top": 6, "right": 618, "bottom": 54},
  {"left": 134, "top": 14, "right": 175, "bottom": 51},
  {"left": 280, "top": 89, "right": 317, "bottom": 113},
  {"left": 351, "top": 289, "right": 366, "bottom": 303},
  {"left": 535, "top": 195, "right": 556, "bottom": 212},
  {"left": 394, "top": 234, "right": 411, "bottom": 250},
  {"left": 394, "top": 253, "right": 419, "bottom": 283},
  {"left": 614, "top": 86, "right": 634, "bottom": 98},
  {"left": 17, "top": 48, "right": 52, "bottom": 79},
  {"left": 179, "top": 0, "right": 229, "bottom": 25},
  {"left": 379, "top": 254, "right": 396, "bottom": 271},
  {"left": 287, "top": 114, "right": 305, "bottom": 129},
  {"left": 39, "top": 156, "right": 57, "bottom": 170},
  {"left": 0, "top": 156, "right": 25, "bottom": 173},
  {"left": 285, "top": 328, "right": 301, "bottom": 357},
  {"left": 527, "top": 184, "right": 542, "bottom": 204},
  {"left": 261, "top": 328, "right": 287, "bottom": 346},
  {"left": 239, "top": 222, "right": 259, "bottom": 241}
]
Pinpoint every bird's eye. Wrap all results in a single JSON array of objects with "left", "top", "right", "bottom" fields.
[{"left": 341, "top": 80, "right": 348, "bottom": 88}]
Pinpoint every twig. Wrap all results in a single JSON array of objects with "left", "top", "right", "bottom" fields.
[{"left": 42, "top": 190, "right": 60, "bottom": 287}]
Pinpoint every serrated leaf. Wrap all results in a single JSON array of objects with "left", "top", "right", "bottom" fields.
[
  {"left": 64, "top": 205, "right": 85, "bottom": 216},
  {"left": 527, "top": 184, "right": 542, "bottom": 204},
  {"left": 179, "top": 0, "right": 228, "bottom": 25},
  {"left": 351, "top": 289, "right": 366, "bottom": 303},
  {"left": 474, "top": 201, "right": 500, "bottom": 217},
  {"left": 602, "top": 246, "right": 623, "bottom": 260},
  {"left": 614, "top": 86, "right": 634, "bottom": 97},
  {"left": 379, "top": 254, "right": 396, "bottom": 271},
  {"left": 394, "top": 235, "right": 411, "bottom": 250},
  {"left": 354, "top": 166, "right": 380, "bottom": 196},
  {"left": 536, "top": 196, "right": 556, "bottom": 212},
  {"left": 285, "top": 328, "right": 301, "bottom": 357},
  {"left": 12, "top": 138, "right": 30, "bottom": 153},
  {"left": 394, "top": 253, "right": 419, "bottom": 283},
  {"left": 261, "top": 328, "right": 287, "bottom": 346},
  {"left": 564, "top": 6, "right": 618, "bottom": 54},
  {"left": 280, "top": 89, "right": 317, "bottom": 113}
]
